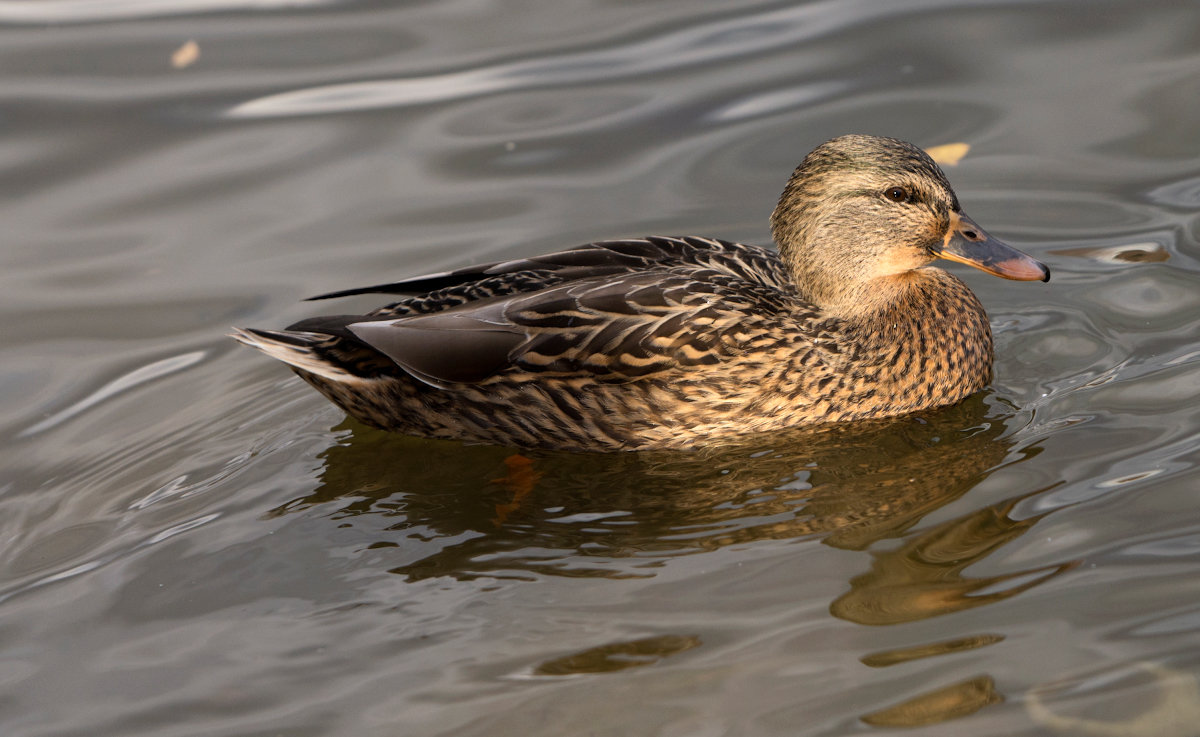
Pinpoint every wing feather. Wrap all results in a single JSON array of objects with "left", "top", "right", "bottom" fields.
[
  {"left": 347, "top": 312, "right": 524, "bottom": 386},
  {"left": 307, "top": 237, "right": 789, "bottom": 304},
  {"left": 280, "top": 237, "right": 805, "bottom": 388},
  {"left": 341, "top": 265, "right": 797, "bottom": 387}
]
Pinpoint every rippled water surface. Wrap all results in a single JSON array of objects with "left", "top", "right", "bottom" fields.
[{"left": 4, "top": 1, "right": 1200, "bottom": 734}]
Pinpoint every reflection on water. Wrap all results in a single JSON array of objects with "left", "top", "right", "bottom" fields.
[
  {"left": 532, "top": 634, "right": 702, "bottom": 676},
  {"left": 274, "top": 397, "right": 1023, "bottom": 585},
  {"left": 253, "top": 395, "right": 1068, "bottom": 727},
  {"left": 270, "top": 396, "right": 1071, "bottom": 726},
  {"left": 831, "top": 489, "right": 1078, "bottom": 626},
  {"left": 861, "top": 633, "right": 1006, "bottom": 668},
  {"left": 862, "top": 674, "right": 1003, "bottom": 728}
]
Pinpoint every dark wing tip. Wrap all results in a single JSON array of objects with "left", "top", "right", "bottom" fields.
[
  {"left": 303, "top": 271, "right": 494, "bottom": 301},
  {"left": 347, "top": 316, "right": 525, "bottom": 386},
  {"left": 304, "top": 284, "right": 404, "bottom": 301}
]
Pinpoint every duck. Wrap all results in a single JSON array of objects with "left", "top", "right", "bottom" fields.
[{"left": 232, "top": 135, "right": 1049, "bottom": 452}]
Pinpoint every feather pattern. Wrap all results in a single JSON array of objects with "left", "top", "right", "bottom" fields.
[{"left": 233, "top": 136, "right": 1048, "bottom": 451}]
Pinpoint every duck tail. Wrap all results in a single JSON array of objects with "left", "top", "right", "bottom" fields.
[{"left": 229, "top": 327, "right": 365, "bottom": 384}]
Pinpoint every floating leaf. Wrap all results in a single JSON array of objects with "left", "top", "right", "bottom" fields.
[
  {"left": 1051, "top": 242, "right": 1168, "bottom": 264},
  {"left": 172, "top": 40, "right": 200, "bottom": 69},
  {"left": 927, "top": 142, "right": 970, "bottom": 166}
]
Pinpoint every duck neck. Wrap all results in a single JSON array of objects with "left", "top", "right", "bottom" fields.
[
  {"left": 774, "top": 211, "right": 909, "bottom": 312},
  {"left": 843, "top": 268, "right": 995, "bottom": 388},
  {"left": 818, "top": 271, "right": 932, "bottom": 320},
  {"left": 837, "top": 268, "right": 977, "bottom": 324}
]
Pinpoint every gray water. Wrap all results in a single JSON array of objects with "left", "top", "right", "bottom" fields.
[{"left": 3, "top": 1, "right": 1200, "bottom": 735}]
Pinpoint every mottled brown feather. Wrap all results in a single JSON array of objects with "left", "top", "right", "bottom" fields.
[{"left": 232, "top": 136, "right": 1047, "bottom": 451}]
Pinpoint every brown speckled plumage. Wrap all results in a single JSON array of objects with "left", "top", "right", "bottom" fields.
[{"left": 233, "top": 135, "right": 1048, "bottom": 451}]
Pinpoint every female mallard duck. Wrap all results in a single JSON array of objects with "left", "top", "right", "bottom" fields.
[{"left": 233, "top": 135, "right": 1048, "bottom": 451}]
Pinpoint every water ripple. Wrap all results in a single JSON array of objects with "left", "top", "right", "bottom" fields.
[
  {"left": 18, "top": 350, "right": 206, "bottom": 438},
  {"left": 0, "top": 0, "right": 330, "bottom": 25},
  {"left": 225, "top": 0, "right": 1040, "bottom": 119}
]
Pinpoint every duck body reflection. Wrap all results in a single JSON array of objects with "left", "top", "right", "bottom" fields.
[
  {"left": 268, "top": 384, "right": 1072, "bottom": 727},
  {"left": 277, "top": 397, "right": 1061, "bottom": 600}
]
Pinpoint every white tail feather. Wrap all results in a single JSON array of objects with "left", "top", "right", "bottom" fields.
[{"left": 229, "top": 327, "right": 367, "bottom": 385}]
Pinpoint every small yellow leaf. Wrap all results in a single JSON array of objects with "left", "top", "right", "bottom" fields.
[
  {"left": 926, "top": 142, "right": 970, "bottom": 166},
  {"left": 171, "top": 40, "right": 200, "bottom": 69}
]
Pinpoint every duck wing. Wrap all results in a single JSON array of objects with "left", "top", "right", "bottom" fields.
[
  {"left": 305, "top": 236, "right": 789, "bottom": 305},
  {"left": 340, "top": 266, "right": 796, "bottom": 388}
]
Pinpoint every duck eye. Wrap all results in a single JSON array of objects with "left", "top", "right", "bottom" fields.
[{"left": 884, "top": 186, "right": 909, "bottom": 203}]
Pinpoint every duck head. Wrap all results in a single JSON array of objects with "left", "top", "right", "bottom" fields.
[{"left": 770, "top": 135, "right": 1048, "bottom": 315}]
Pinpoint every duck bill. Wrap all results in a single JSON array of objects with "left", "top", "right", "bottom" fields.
[{"left": 935, "top": 212, "right": 1049, "bottom": 282}]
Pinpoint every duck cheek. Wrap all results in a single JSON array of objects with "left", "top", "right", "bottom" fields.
[{"left": 869, "top": 246, "right": 938, "bottom": 278}]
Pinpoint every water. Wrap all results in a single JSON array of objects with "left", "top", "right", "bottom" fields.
[{"left": 3, "top": 0, "right": 1200, "bottom": 734}]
